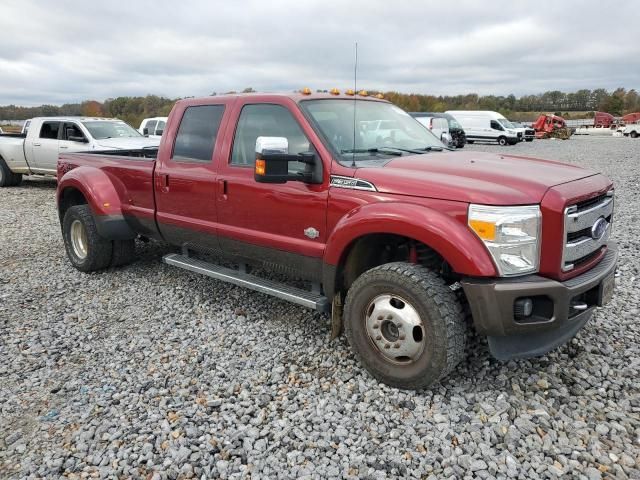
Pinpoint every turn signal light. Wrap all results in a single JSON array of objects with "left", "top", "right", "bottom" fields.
[
  {"left": 255, "top": 159, "right": 266, "bottom": 175},
  {"left": 469, "top": 219, "right": 496, "bottom": 241}
]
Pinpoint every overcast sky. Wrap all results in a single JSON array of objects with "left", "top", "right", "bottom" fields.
[{"left": 1, "top": 0, "right": 638, "bottom": 106}]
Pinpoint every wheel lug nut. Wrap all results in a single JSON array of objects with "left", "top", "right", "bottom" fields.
[
  {"left": 386, "top": 315, "right": 393, "bottom": 320},
  {"left": 394, "top": 343, "right": 400, "bottom": 349},
  {"left": 384, "top": 344, "right": 390, "bottom": 349},
  {"left": 399, "top": 335, "right": 405, "bottom": 340},
  {"left": 373, "top": 323, "right": 379, "bottom": 329},
  {"left": 376, "top": 335, "right": 382, "bottom": 340},
  {"left": 377, "top": 315, "right": 383, "bottom": 320}
]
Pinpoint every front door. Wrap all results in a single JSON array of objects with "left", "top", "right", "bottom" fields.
[
  {"left": 59, "top": 122, "right": 89, "bottom": 154},
  {"left": 216, "top": 101, "right": 329, "bottom": 281},
  {"left": 31, "top": 120, "right": 61, "bottom": 172},
  {"left": 155, "top": 103, "right": 227, "bottom": 250}
]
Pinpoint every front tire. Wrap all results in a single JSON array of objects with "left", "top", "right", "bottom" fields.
[
  {"left": 631, "top": 131, "right": 638, "bottom": 138},
  {"left": 498, "top": 136, "right": 507, "bottom": 146},
  {"left": 62, "top": 205, "right": 113, "bottom": 272},
  {"left": 344, "top": 262, "right": 467, "bottom": 390}
]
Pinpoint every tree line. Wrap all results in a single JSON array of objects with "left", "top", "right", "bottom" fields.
[{"left": 0, "top": 88, "right": 638, "bottom": 125}]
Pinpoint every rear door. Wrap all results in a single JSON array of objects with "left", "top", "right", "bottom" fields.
[
  {"left": 215, "top": 100, "right": 329, "bottom": 280},
  {"left": 155, "top": 103, "right": 228, "bottom": 251},
  {"left": 31, "top": 120, "right": 61, "bottom": 172}
]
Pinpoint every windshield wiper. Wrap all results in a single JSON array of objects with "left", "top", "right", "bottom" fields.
[
  {"left": 417, "top": 145, "right": 455, "bottom": 152},
  {"left": 340, "top": 148, "right": 403, "bottom": 156}
]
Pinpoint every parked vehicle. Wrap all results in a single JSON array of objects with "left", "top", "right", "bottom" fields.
[
  {"left": 445, "top": 110, "right": 520, "bottom": 145},
  {"left": 566, "top": 112, "right": 617, "bottom": 129},
  {"left": 622, "top": 123, "right": 639, "bottom": 138},
  {"left": 410, "top": 115, "right": 453, "bottom": 147},
  {"left": 510, "top": 122, "right": 535, "bottom": 142},
  {"left": 0, "top": 117, "right": 159, "bottom": 186},
  {"left": 56, "top": 92, "right": 617, "bottom": 390},
  {"left": 139, "top": 117, "right": 168, "bottom": 138},
  {"left": 409, "top": 112, "right": 466, "bottom": 148},
  {"left": 532, "top": 114, "right": 572, "bottom": 140},
  {"left": 0, "top": 127, "right": 3, "bottom": 134},
  {"left": 622, "top": 112, "right": 640, "bottom": 124}
]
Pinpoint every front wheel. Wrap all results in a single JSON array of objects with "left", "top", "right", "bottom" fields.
[
  {"left": 344, "top": 262, "right": 467, "bottom": 390},
  {"left": 631, "top": 131, "right": 639, "bottom": 138},
  {"left": 498, "top": 136, "right": 508, "bottom": 146}
]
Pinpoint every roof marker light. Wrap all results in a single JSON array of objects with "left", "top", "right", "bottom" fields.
[
  {"left": 345, "top": 89, "right": 355, "bottom": 96},
  {"left": 330, "top": 88, "right": 340, "bottom": 95},
  {"left": 300, "top": 87, "right": 312, "bottom": 95},
  {"left": 375, "top": 93, "right": 384, "bottom": 99},
  {"left": 358, "top": 90, "right": 368, "bottom": 97}
]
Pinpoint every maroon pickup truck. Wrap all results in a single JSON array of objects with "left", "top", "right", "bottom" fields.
[{"left": 56, "top": 92, "right": 616, "bottom": 390}]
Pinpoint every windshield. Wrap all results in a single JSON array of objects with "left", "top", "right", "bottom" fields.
[
  {"left": 498, "top": 118, "right": 515, "bottom": 129},
  {"left": 301, "top": 99, "right": 444, "bottom": 162},
  {"left": 82, "top": 121, "right": 142, "bottom": 140},
  {"left": 447, "top": 117, "right": 462, "bottom": 129}
]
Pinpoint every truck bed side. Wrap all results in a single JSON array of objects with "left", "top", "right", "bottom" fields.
[
  {"left": 57, "top": 151, "right": 159, "bottom": 238},
  {"left": 0, "top": 133, "right": 29, "bottom": 174}
]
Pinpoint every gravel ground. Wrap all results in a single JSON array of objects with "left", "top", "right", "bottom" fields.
[{"left": 1, "top": 136, "right": 639, "bottom": 479}]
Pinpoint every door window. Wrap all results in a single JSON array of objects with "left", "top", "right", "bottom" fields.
[
  {"left": 144, "top": 120, "right": 157, "bottom": 134},
  {"left": 39, "top": 122, "right": 61, "bottom": 139},
  {"left": 231, "top": 104, "right": 311, "bottom": 169},
  {"left": 172, "top": 105, "right": 225, "bottom": 163},
  {"left": 155, "top": 120, "right": 166, "bottom": 134},
  {"left": 62, "top": 123, "right": 85, "bottom": 141},
  {"left": 490, "top": 120, "right": 503, "bottom": 131}
]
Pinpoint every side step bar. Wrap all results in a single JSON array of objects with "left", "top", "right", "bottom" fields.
[{"left": 163, "top": 253, "right": 330, "bottom": 313}]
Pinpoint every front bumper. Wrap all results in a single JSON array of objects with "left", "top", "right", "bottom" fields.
[{"left": 461, "top": 243, "right": 617, "bottom": 360}]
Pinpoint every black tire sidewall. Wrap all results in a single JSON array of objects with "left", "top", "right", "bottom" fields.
[
  {"left": 345, "top": 268, "right": 453, "bottom": 388},
  {"left": 62, "top": 205, "right": 112, "bottom": 271},
  {"left": 498, "top": 136, "right": 507, "bottom": 146}
]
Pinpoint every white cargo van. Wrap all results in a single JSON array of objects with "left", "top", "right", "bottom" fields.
[{"left": 446, "top": 110, "right": 519, "bottom": 146}]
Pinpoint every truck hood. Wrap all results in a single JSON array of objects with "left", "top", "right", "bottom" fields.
[
  {"left": 94, "top": 137, "right": 160, "bottom": 149},
  {"left": 355, "top": 151, "right": 597, "bottom": 205}
]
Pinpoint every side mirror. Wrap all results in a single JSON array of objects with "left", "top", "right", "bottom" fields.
[
  {"left": 154, "top": 130, "right": 163, "bottom": 136},
  {"left": 143, "top": 128, "right": 149, "bottom": 136},
  {"left": 254, "top": 136, "right": 321, "bottom": 184},
  {"left": 68, "top": 135, "right": 88, "bottom": 143}
]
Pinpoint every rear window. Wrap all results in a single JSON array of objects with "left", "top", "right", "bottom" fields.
[
  {"left": 39, "top": 121, "right": 61, "bottom": 139},
  {"left": 172, "top": 105, "right": 225, "bottom": 163}
]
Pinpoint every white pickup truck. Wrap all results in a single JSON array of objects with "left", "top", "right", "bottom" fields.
[
  {"left": 0, "top": 117, "right": 160, "bottom": 187},
  {"left": 622, "top": 123, "right": 639, "bottom": 138}
]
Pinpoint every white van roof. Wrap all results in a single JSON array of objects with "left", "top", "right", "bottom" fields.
[{"left": 446, "top": 110, "right": 506, "bottom": 120}]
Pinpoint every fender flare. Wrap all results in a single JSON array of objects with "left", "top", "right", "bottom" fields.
[
  {"left": 322, "top": 202, "right": 497, "bottom": 295},
  {"left": 57, "top": 166, "right": 136, "bottom": 240}
]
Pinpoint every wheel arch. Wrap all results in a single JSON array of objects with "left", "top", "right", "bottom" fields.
[
  {"left": 322, "top": 202, "right": 497, "bottom": 298},
  {"left": 57, "top": 167, "right": 135, "bottom": 239}
]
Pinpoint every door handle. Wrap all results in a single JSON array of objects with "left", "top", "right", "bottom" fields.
[
  {"left": 219, "top": 179, "right": 228, "bottom": 199},
  {"left": 60, "top": 146, "right": 68, "bottom": 149},
  {"left": 33, "top": 143, "right": 41, "bottom": 147},
  {"left": 156, "top": 173, "right": 169, "bottom": 192}
]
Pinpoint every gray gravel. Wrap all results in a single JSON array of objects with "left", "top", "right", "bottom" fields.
[{"left": 1, "top": 135, "right": 639, "bottom": 479}]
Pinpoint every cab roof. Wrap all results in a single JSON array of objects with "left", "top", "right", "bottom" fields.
[{"left": 177, "top": 91, "right": 390, "bottom": 107}]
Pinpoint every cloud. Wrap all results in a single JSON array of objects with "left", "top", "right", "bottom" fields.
[{"left": 0, "top": 0, "right": 638, "bottom": 106}]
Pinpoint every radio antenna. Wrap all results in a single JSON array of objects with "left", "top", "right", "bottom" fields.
[{"left": 351, "top": 42, "right": 358, "bottom": 168}]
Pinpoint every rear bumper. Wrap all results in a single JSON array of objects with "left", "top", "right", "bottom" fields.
[{"left": 461, "top": 243, "right": 617, "bottom": 360}]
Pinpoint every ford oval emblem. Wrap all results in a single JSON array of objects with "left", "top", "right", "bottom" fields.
[{"left": 591, "top": 217, "right": 608, "bottom": 240}]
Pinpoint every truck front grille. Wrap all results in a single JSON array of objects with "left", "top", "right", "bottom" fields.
[{"left": 562, "top": 191, "right": 614, "bottom": 271}]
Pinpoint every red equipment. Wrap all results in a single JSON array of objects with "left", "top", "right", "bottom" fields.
[{"left": 532, "top": 114, "right": 572, "bottom": 139}]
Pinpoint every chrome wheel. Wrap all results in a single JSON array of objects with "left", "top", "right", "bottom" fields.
[
  {"left": 365, "top": 294, "right": 425, "bottom": 364},
  {"left": 70, "top": 219, "right": 88, "bottom": 259}
]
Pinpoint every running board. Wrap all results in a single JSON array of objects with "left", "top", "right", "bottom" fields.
[{"left": 163, "top": 253, "right": 330, "bottom": 313}]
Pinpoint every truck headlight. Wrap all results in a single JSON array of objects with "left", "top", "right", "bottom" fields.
[{"left": 468, "top": 204, "right": 541, "bottom": 276}]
